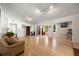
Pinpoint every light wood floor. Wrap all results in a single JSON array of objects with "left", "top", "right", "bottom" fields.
[{"left": 20, "top": 35, "right": 74, "bottom": 56}]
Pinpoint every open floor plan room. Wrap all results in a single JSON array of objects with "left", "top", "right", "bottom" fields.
[{"left": 0, "top": 3, "right": 79, "bottom": 56}]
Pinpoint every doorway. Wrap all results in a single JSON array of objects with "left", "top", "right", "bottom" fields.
[
  {"left": 26, "top": 26, "right": 30, "bottom": 36},
  {"left": 9, "top": 23, "right": 17, "bottom": 34},
  {"left": 9, "top": 23, "right": 17, "bottom": 37}
]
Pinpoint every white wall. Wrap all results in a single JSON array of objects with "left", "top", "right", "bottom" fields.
[
  {"left": 0, "top": 10, "right": 1, "bottom": 24},
  {"left": 0, "top": 8, "right": 8, "bottom": 38},
  {"left": 72, "top": 19, "right": 79, "bottom": 43},
  {"left": 36, "top": 14, "right": 79, "bottom": 43},
  {"left": 0, "top": 5, "right": 30, "bottom": 38},
  {"left": 8, "top": 18, "right": 30, "bottom": 37},
  {"left": 0, "top": 9, "right": 1, "bottom": 38},
  {"left": 0, "top": 10, "right": 1, "bottom": 25}
]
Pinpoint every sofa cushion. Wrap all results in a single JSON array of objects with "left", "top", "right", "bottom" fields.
[{"left": 4, "top": 36, "right": 17, "bottom": 45}]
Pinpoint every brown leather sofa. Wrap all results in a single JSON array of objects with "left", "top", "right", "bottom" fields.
[{"left": 0, "top": 38, "right": 25, "bottom": 56}]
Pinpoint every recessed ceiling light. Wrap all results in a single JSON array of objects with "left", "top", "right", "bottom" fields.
[
  {"left": 28, "top": 18, "right": 32, "bottom": 21},
  {"left": 49, "top": 5, "right": 54, "bottom": 10},
  {"left": 26, "top": 17, "right": 32, "bottom": 21},
  {"left": 36, "top": 9, "right": 42, "bottom": 14}
]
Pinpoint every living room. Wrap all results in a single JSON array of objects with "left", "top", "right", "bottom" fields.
[{"left": 0, "top": 3, "right": 79, "bottom": 56}]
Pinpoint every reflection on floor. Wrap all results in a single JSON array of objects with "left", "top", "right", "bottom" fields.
[{"left": 22, "top": 35, "right": 74, "bottom": 56}]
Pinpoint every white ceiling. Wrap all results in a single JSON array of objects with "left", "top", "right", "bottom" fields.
[{"left": 0, "top": 3, "right": 79, "bottom": 24}]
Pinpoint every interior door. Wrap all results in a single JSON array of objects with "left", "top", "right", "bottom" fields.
[{"left": 26, "top": 26, "right": 30, "bottom": 36}]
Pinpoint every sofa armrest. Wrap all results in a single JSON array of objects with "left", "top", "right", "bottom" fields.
[
  {"left": 7, "top": 40, "right": 25, "bottom": 48},
  {"left": 0, "top": 40, "right": 25, "bottom": 48}
]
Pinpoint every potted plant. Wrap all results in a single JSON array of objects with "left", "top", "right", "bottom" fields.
[{"left": 5, "top": 31, "right": 15, "bottom": 37}]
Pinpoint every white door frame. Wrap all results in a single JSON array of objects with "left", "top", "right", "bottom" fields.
[{"left": 9, "top": 23, "right": 17, "bottom": 34}]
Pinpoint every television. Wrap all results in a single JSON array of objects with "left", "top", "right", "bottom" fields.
[{"left": 60, "top": 22, "right": 68, "bottom": 28}]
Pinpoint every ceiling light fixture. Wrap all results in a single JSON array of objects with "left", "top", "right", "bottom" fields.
[
  {"left": 39, "top": 5, "right": 54, "bottom": 14},
  {"left": 49, "top": 5, "right": 54, "bottom": 10},
  {"left": 28, "top": 18, "right": 32, "bottom": 21},
  {"left": 26, "top": 17, "right": 32, "bottom": 21},
  {"left": 36, "top": 9, "right": 42, "bottom": 14}
]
